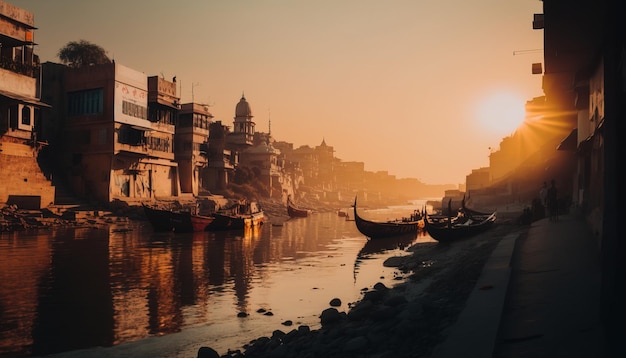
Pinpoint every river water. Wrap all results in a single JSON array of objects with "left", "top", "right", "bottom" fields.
[{"left": 0, "top": 200, "right": 435, "bottom": 357}]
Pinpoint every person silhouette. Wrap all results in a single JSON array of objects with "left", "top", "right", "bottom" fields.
[{"left": 547, "top": 179, "right": 558, "bottom": 222}]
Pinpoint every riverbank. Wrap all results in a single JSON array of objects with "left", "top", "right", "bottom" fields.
[
  {"left": 196, "top": 215, "right": 528, "bottom": 358},
  {"left": 1, "top": 196, "right": 528, "bottom": 357}
]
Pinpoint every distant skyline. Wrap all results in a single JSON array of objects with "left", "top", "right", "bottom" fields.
[{"left": 11, "top": 0, "right": 545, "bottom": 185}]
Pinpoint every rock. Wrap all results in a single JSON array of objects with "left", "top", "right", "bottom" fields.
[
  {"left": 271, "top": 329, "right": 286, "bottom": 340},
  {"left": 319, "top": 308, "right": 342, "bottom": 326},
  {"left": 362, "top": 289, "right": 386, "bottom": 303},
  {"left": 373, "top": 282, "right": 389, "bottom": 291},
  {"left": 329, "top": 298, "right": 342, "bottom": 307},
  {"left": 347, "top": 300, "right": 374, "bottom": 321},
  {"left": 197, "top": 346, "right": 219, "bottom": 358},
  {"left": 213, "top": 222, "right": 519, "bottom": 357}
]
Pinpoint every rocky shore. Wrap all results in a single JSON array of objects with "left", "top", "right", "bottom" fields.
[{"left": 197, "top": 214, "right": 528, "bottom": 358}]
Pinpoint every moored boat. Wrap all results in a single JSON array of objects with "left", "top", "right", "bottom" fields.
[
  {"left": 423, "top": 210, "right": 497, "bottom": 242},
  {"left": 287, "top": 196, "right": 310, "bottom": 218},
  {"left": 352, "top": 197, "right": 421, "bottom": 239},
  {"left": 461, "top": 195, "right": 493, "bottom": 220},
  {"left": 206, "top": 200, "right": 265, "bottom": 231},
  {"left": 142, "top": 203, "right": 214, "bottom": 233}
]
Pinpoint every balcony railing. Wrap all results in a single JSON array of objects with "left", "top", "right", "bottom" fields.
[{"left": 0, "top": 58, "right": 38, "bottom": 78}]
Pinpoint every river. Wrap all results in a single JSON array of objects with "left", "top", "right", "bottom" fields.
[{"left": 0, "top": 200, "right": 435, "bottom": 357}]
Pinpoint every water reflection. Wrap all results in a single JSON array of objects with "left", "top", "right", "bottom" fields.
[{"left": 0, "top": 207, "right": 429, "bottom": 357}]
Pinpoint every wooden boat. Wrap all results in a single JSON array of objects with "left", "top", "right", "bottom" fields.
[
  {"left": 206, "top": 200, "right": 265, "bottom": 231},
  {"left": 352, "top": 197, "right": 421, "bottom": 239},
  {"left": 188, "top": 214, "right": 216, "bottom": 232},
  {"left": 142, "top": 204, "right": 214, "bottom": 233},
  {"left": 423, "top": 210, "right": 497, "bottom": 242},
  {"left": 461, "top": 196, "right": 492, "bottom": 219},
  {"left": 287, "top": 196, "right": 310, "bottom": 218}
]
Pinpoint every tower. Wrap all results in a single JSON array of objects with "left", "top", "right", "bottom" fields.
[{"left": 231, "top": 93, "right": 255, "bottom": 147}]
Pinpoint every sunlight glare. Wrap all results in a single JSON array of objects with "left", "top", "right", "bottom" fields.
[{"left": 476, "top": 92, "right": 526, "bottom": 136}]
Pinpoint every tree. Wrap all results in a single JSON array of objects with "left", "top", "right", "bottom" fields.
[{"left": 57, "top": 40, "right": 111, "bottom": 68}]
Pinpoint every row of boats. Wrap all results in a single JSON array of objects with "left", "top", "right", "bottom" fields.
[
  {"left": 286, "top": 195, "right": 497, "bottom": 243},
  {"left": 143, "top": 200, "right": 265, "bottom": 233},
  {"left": 352, "top": 197, "right": 497, "bottom": 242},
  {"left": 143, "top": 195, "right": 496, "bottom": 243},
  {"left": 143, "top": 196, "right": 311, "bottom": 233}
]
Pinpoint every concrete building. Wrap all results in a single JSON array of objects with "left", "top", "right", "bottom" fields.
[
  {"left": 43, "top": 62, "right": 182, "bottom": 204},
  {"left": 175, "top": 102, "right": 211, "bottom": 196},
  {"left": 239, "top": 140, "right": 283, "bottom": 198},
  {"left": 0, "top": 1, "right": 54, "bottom": 209},
  {"left": 204, "top": 120, "right": 237, "bottom": 193}
]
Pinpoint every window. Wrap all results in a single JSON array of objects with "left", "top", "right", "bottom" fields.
[
  {"left": 68, "top": 88, "right": 104, "bottom": 116},
  {"left": 146, "top": 136, "right": 171, "bottom": 152},
  {"left": 149, "top": 107, "right": 175, "bottom": 125},
  {"left": 21, "top": 105, "right": 31, "bottom": 125},
  {"left": 118, "top": 126, "right": 143, "bottom": 146},
  {"left": 193, "top": 113, "right": 209, "bottom": 129},
  {"left": 122, "top": 100, "right": 148, "bottom": 120}
]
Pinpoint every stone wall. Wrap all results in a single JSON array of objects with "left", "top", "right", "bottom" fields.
[{"left": 0, "top": 141, "right": 55, "bottom": 209}]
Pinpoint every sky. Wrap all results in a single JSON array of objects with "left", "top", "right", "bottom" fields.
[{"left": 11, "top": 0, "right": 545, "bottom": 185}]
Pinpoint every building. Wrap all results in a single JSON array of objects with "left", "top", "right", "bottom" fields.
[
  {"left": 0, "top": 1, "right": 54, "bottom": 209},
  {"left": 534, "top": 0, "right": 625, "bottom": 348},
  {"left": 228, "top": 94, "right": 255, "bottom": 150},
  {"left": 204, "top": 120, "right": 237, "bottom": 193},
  {"left": 175, "top": 102, "right": 211, "bottom": 196},
  {"left": 42, "top": 62, "right": 182, "bottom": 204}
]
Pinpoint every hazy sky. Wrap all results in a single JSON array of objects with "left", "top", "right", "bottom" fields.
[{"left": 12, "top": 0, "right": 544, "bottom": 185}]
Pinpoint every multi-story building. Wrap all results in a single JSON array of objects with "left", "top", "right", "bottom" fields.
[
  {"left": 175, "top": 102, "right": 211, "bottom": 196},
  {"left": 239, "top": 140, "right": 283, "bottom": 198},
  {"left": 315, "top": 139, "right": 336, "bottom": 191},
  {"left": 204, "top": 120, "right": 237, "bottom": 193},
  {"left": 290, "top": 145, "right": 318, "bottom": 186},
  {"left": 533, "top": 0, "right": 624, "bottom": 345},
  {"left": 0, "top": 1, "right": 54, "bottom": 209},
  {"left": 42, "top": 62, "right": 181, "bottom": 204}
]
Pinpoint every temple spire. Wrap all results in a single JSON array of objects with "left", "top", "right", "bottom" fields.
[{"left": 268, "top": 107, "right": 271, "bottom": 136}]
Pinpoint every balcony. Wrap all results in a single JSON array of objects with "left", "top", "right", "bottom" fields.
[{"left": 0, "top": 58, "right": 38, "bottom": 78}]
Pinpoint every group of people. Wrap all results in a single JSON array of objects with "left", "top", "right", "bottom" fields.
[{"left": 540, "top": 179, "right": 559, "bottom": 222}]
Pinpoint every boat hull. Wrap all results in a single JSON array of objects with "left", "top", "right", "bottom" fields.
[
  {"left": 143, "top": 204, "right": 214, "bottom": 233},
  {"left": 352, "top": 197, "right": 420, "bottom": 239},
  {"left": 424, "top": 211, "right": 497, "bottom": 242},
  {"left": 207, "top": 212, "right": 265, "bottom": 231},
  {"left": 287, "top": 204, "right": 309, "bottom": 218}
]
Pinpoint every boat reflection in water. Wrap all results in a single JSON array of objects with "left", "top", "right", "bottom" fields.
[{"left": 0, "top": 202, "right": 436, "bottom": 357}]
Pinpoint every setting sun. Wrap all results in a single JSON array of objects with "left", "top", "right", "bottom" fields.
[{"left": 476, "top": 92, "right": 527, "bottom": 136}]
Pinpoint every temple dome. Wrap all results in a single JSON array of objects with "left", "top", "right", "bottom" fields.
[{"left": 235, "top": 94, "right": 252, "bottom": 118}]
